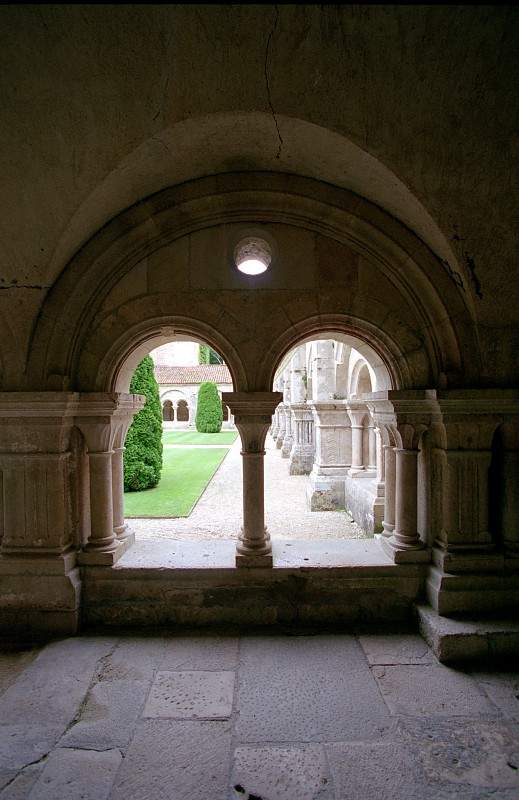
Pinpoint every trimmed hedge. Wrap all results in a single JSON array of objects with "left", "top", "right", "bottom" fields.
[
  {"left": 123, "top": 355, "right": 164, "bottom": 491},
  {"left": 195, "top": 381, "right": 223, "bottom": 433},
  {"left": 198, "top": 344, "right": 223, "bottom": 364}
]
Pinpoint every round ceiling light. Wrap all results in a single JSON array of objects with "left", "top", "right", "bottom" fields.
[{"left": 234, "top": 236, "right": 272, "bottom": 275}]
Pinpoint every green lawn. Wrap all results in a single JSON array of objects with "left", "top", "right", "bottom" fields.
[
  {"left": 124, "top": 447, "right": 230, "bottom": 517},
  {"left": 162, "top": 430, "right": 239, "bottom": 445}
]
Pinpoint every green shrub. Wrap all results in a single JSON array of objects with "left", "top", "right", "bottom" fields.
[
  {"left": 195, "top": 381, "right": 223, "bottom": 433},
  {"left": 124, "top": 355, "right": 163, "bottom": 491},
  {"left": 198, "top": 344, "right": 223, "bottom": 364}
]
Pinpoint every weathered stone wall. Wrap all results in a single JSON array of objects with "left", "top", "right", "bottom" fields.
[{"left": 0, "top": 6, "right": 517, "bottom": 389}]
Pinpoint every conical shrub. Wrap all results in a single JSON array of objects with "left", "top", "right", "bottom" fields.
[
  {"left": 195, "top": 381, "right": 223, "bottom": 433},
  {"left": 124, "top": 355, "right": 163, "bottom": 491}
]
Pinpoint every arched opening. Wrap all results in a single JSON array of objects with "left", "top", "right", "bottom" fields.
[
  {"left": 267, "top": 332, "right": 395, "bottom": 540},
  {"left": 162, "top": 400, "right": 174, "bottom": 422},
  {"left": 22, "top": 170, "right": 472, "bottom": 578},
  {"left": 121, "top": 337, "right": 238, "bottom": 531},
  {"left": 176, "top": 399, "right": 189, "bottom": 423}
]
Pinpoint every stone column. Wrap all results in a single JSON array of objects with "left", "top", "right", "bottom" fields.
[
  {"left": 381, "top": 445, "right": 428, "bottom": 562},
  {"left": 289, "top": 404, "right": 315, "bottom": 475},
  {"left": 368, "top": 422, "right": 377, "bottom": 472},
  {"left": 376, "top": 428, "right": 385, "bottom": 486},
  {"left": 275, "top": 404, "right": 287, "bottom": 449},
  {"left": 290, "top": 346, "right": 307, "bottom": 405},
  {"left": 87, "top": 451, "right": 115, "bottom": 551},
  {"left": 347, "top": 406, "right": 368, "bottom": 476},
  {"left": 76, "top": 393, "right": 144, "bottom": 565},
  {"left": 281, "top": 408, "right": 294, "bottom": 458},
  {"left": 382, "top": 444, "right": 396, "bottom": 537},
  {"left": 311, "top": 340, "right": 336, "bottom": 400},
  {"left": 271, "top": 404, "right": 280, "bottom": 439},
  {"left": 222, "top": 391, "right": 282, "bottom": 567},
  {"left": 503, "top": 451, "right": 519, "bottom": 559},
  {"left": 111, "top": 412, "right": 137, "bottom": 541},
  {"left": 381, "top": 446, "right": 428, "bottom": 562}
]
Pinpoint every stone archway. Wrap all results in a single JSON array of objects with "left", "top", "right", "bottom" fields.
[
  {"left": 176, "top": 399, "right": 189, "bottom": 423},
  {"left": 4, "top": 171, "right": 517, "bottom": 637}
]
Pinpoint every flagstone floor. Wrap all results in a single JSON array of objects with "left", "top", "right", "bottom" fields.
[{"left": 1, "top": 632, "right": 518, "bottom": 799}]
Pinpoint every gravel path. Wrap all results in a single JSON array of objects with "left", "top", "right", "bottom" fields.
[{"left": 131, "top": 436, "right": 368, "bottom": 542}]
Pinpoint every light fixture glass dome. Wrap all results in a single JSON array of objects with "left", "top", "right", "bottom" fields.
[{"left": 234, "top": 237, "right": 272, "bottom": 275}]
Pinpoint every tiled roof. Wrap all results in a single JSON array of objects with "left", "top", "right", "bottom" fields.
[{"left": 154, "top": 364, "right": 232, "bottom": 385}]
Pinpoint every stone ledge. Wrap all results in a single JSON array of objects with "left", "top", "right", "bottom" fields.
[{"left": 416, "top": 604, "right": 519, "bottom": 664}]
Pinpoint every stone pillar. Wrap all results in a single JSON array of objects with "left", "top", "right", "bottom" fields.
[
  {"left": 290, "top": 346, "right": 307, "bottom": 405},
  {"left": 111, "top": 413, "right": 136, "bottom": 541},
  {"left": 271, "top": 404, "right": 280, "bottom": 439},
  {"left": 307, "top": 402, "right": 351, "bottom": 510},
  {"left": 289, "top": 404, "right": 315, "bottom": 475},
  {"left": 275, "top": 404, "right": 287, "bottom": 449},
  {"left": 222, "top": 391, "right": 282, "bottom": 567},
  {"left": 368, "top": 422, "right": 377, "bottom": 471},
  {"left": 393, "top": 448, "right": 420, "bottom": 549},
  {"left": 281, "top": 408, "right": 294, "bottom": 458},
  {"left": 0, "top": 393, "right": 82, "bottom": 635},
  {"left": 381, "top": 446, "right": 428, "bottom": 563},
  {"left": 348, "top": 406, "right": 370, "bottom": 476},
  {"left": 382, "top": 444, "right": 396, "bottom": 537},
  {"left": 503, "top": 451, "right": 519, "bottom": 559},
  {"left": 311, "top": 340, "right": 336, "bottom": 401},
  {"left": 376, "top": 428, "right": 385, "bottom": 486},
  {"left": 76, "top": 393, "right": 144, "bottom": 565}
]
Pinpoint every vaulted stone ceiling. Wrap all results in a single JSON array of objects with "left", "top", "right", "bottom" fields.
[{"left": 0, "top": 5, "right": 518, "bottom": 384}]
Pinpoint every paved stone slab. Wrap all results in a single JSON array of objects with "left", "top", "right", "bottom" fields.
[
  {"left": 0, "top": 772, "right": 17, "bottom": 792},
  {"left": 0, "top": 762, "right": 44, "bottom": 799},
  {"left": 0, "top": 724, "right": 63, "bottom": 772},
  {"left": 0, "top": 638, "right": 115, "bottom": 726},
  {"left": 470, "top": 672, "right": 519, "bottom": 721},
  {"left": 0, "top": 651, "right": 37, "bottom": 697},
  {"left": 27, "top": 748, "right": 121, "bottom": 800},
  {"left": 359, "top": 634, "right": 436, "bottom": 665},
  {"left": 236, "top": 636, "right": 391, "bottom": 742},
  {"left": 60, "top": 679, "right": 149, "bottom": 751},
  {"left": 372, "top": 664, "right": 496, "bottom": 716},
  {"left": 327, "top": 741, "right": 426, "bottom": 800},
  {"left": 110, "top": 720, "right": 232, "bottom": 800},
  {"left": 231, "top": 745, "right": 333, "bottom": 800},
  {"left": 398, "top": 716, "right": 519, "bottom": 795},
  {"left": 160, "top": 636, "right": 238, "bottom": 670},
  {"left": 143, "top": 670, "right": 235, "bottom": 719},
  {"left": 95, "top": 637, "right": 165, "bottom": 682}
]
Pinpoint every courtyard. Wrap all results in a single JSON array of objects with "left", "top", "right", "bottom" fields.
[
  {"left": 1, "top": 632, "right": 518, "bottom": 799},
  {"left": 127, "top": 432, "right": 367, "bottom": 542}
]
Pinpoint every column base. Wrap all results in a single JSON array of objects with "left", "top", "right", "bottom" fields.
[
  {"left": 432, "top": 544, "right": 504, "bottom": 574},
  {"left": 236, "top": 550, "right": 274, "bottom": 568},
  {"left": 236, "top": 528, "right": 273, "bottom": 567},
  {"left": 380, "top": 535, "right": 431, "bottom": 564},
  {"left": 0, "top": 550, "right": 81, "bottom": 637},
  {"left": 307, "top": 469, "right": 348, "bottom": 510},
  {"left": 281, "top": 436, "right": 294, "bottom": 458},
  {"left": 288, "top": 448, "right": 314, "bottom": 475},
  {"left": 348, "top": 467, "right": 371, "bottom": 478},
  {"left": 78, "top": 534, "right": 134, "bottom": 565},
  {"left": 426, "top": 564, "right": 519, "bottom": 616}
]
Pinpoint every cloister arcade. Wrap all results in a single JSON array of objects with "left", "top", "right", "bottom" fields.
[{"left": 0, "top": 172, "right": 518, "bottom": 638}]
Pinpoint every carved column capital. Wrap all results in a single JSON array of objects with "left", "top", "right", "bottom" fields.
[{"left": 222, "top": 392, "right": 282, "bottom": 453}]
